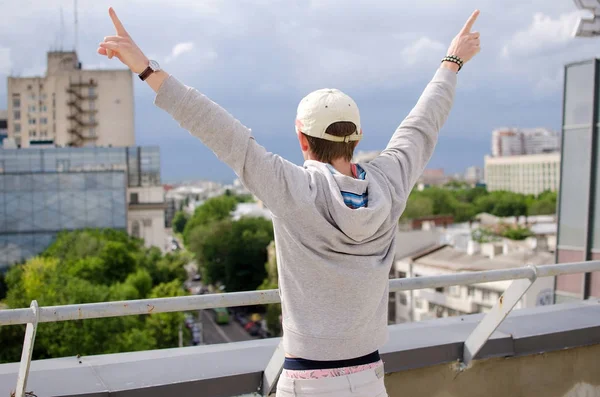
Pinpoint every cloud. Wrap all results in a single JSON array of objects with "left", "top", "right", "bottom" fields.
[
  {"left": 165, "top": 42, "right": 195, "bottom": 63},
  {"left": 501, "top": 11, "right": 581, "bottom": 58},
  {"left": 401, "top": 37, "right": 446, "bottom": 66}
]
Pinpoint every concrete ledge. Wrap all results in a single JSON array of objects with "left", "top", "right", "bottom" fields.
[
  {"left": 497, "top": 299, "right": 600, "bottom": 357},
  {"left": 0, "top": 301, "right": 598, "bottom": 397},
  {"left": 381, "top": 314, "right": 512, "bottom": 373}
]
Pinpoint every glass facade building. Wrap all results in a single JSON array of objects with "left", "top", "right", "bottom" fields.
[
  {"left": 0, "top": 146, "right": 160, "bottom": 270},
  {"left": 556, "top": 59, "right": 600, "bottom": 301}
]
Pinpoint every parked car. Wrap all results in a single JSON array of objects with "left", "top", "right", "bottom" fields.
[
  {"left": 244, "top": 321, "right": 261, "bottom": 336},
  {"left": 214, "top": 307, "right": 230, "bottom": 325},
  {"left": 192, "top": 274, "right": 202, "bottom": 281}
]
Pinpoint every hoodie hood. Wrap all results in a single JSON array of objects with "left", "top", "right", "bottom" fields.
[{"left": 304, "top": 160, "right": 393, "bottom": 242}]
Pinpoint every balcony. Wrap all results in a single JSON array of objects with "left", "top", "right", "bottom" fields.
[
  {"left": 67, "top": 128, "right": 98, "bottom": 141},
  {"left": 65, "top": 88, "right": 98, "bottom": 101},
  {"left": 128, "top": 201, "right": 167, "bottom": 211},
  {"left": 1, "top": 261, "right": 599, "bottom": 397},
  {"left": 66, "top": 100, "right": 98, "bottom": 115},
  {"left": 68, "top": 81, "right": 98, "bottom": 88},
  {"left": 66, "top": 115, "right": 98, "bottom": 128}
]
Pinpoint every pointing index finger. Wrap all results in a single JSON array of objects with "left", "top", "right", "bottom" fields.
[
  {"left": 460, "top": 10, "right": 480, "bottom": 35},
  {"left": 109, "top": 7, "right": 128, "bottom": 36}
]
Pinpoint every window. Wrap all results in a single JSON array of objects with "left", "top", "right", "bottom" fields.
[
  {"left": 40, "top": 117, "right": 48, "bottom": 125},
  {"left": 89, "top": 86, "right": 96, "bottom": 97},
  {"left": 28, "top": 118, "right": 36, "bottom": 125},
  {"left": 414, "top": 298, "right": 424, "bottom": 310},
  {"left": 28, "top": 105, "right": 36, "bottom": 112},
  {"left": 90, "top": 100, "right": 95, "bottom": 110},
  {"left": 398, "top": 272, "right": 407, "bottom": 279},
  {"left": 14, "top": 123, "right": 21, "bottom": 134},
  {"left": 398, "top": 293, "right": 407, "bottom": 306},
  {"left": 89, "top": 114, "right": 95, "bottom": 123},
  {"left": 41, "top": 130, "right": 48, "bottom": 137},
  {"left": 13, "top": 110, "right": 20, "bottom": 120},
  {"left": 130, "top": 192, "right": 139, "bottom": 204},
  {"left": 27, "top": 85, "right": 32, "bottom": 90},
  {"left": 131, "top": 221, "right": 141, "bottom": 238},
  {"left": 435, "top": 287, "right": 444, "bottom": 293},
  {"left": 12, "top": 95, "right": 20, "bottom": 108},
  {"left": 41, "top": 93, "right": 47, "bottom": 100},
  {"left": 564, "top": 62, "right": 595, "bottom": 126},
  {"left": 40, "top": 104, "right": 47, "bottom": 112},
  {"left": 29, "top": 93, "right": 36, "bottom": 100},
  {"left": 482, "top": 290, "right": 491, "bottom": 301},
  {"left": 143, "top": 219, "right": 152, "bottom": 227},
  {"left": 30, "top": 129, "right": 36, "bottom": 137},
  {"left": 89, "top": 128, "right": 96, "bottom": 137},
  {"left": 450, "top": 285, "right": 461, "bottom": 297},
  {"left": 559, "top": 128, "right": 592, "bottom": 248}
]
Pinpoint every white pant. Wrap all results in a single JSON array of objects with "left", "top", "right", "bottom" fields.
[{"left": 276, "top": 366, "right": 388, "bottom": 397}]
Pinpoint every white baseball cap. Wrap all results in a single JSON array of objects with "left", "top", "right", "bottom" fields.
[{"left": 295, "top": 88, "right": 362, "bottom": 143}]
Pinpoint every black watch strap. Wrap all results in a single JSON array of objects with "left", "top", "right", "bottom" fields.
[{"left": 139, "top": 66, "right": 154, "bottom": 81}]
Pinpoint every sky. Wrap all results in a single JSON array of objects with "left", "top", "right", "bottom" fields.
[{"left": 0, "top": 0, "right": 598, "bottom": 183}]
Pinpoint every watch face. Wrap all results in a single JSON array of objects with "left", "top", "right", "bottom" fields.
[{"left": 149, "top": 60, "right": 161, "bottom": 72}]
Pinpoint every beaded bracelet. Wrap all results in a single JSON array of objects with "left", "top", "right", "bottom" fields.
[{"left": 441, "top": 55, "right": 464, "bottom": 71}]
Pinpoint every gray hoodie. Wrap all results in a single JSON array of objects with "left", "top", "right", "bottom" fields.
[{"left": 155, "top": 67, "right": 457, "bottom": 360}]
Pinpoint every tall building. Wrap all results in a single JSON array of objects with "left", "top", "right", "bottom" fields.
[
  {"left": 0, "top": 146, "right": 165, "bottom": 270},
  {"left": 491, "top": 128, "right": 560, "bottom": 157},
  {"left": 464, "top": 166, "right": 483, "bottom": 184},
  {"left": 6, "top": 51, "right": 134, "bottom": 148},
  {"left": 418, "top": 168, "right": 447, "bottom": 186},
  {"left": 555, "top": 58, "right": 600, "bottom": 302},
  {"left": 484, "top": 153, "right": 560, "bottom": 195}
]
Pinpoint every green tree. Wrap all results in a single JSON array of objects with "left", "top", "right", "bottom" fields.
[
  {"left": 183, "top": 195, "right": 238, "bottom": 245},
  {"left": 502, "top": 226, "right": 533, "bottom": 241},
  {"left": 492, "top": 195, "right": 527, "bottom": 218},
  {"left": 402, "top": 194, "right": 434, "bottom": 219},
  {"left": 528, "top": 191, "right": 557, "bottom": 215},
  {"left": 0, "top": 230, "right": 191, "bottom": 363},
  {"left": 146, "top": 281, "right": 190, "bottom": 347},
  {"left": 190, "top": 217, "right": 273, "bottom": 292},
  {"left": 258, "top": 242, "right": 281, "bottom": 336},
  {"left": 172, "top": 211, "right": 189, "bottom": 234}
]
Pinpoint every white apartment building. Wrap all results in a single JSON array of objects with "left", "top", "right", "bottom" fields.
[
  {"left": 392, "top": 244, "right": 555, "bottom": 324},
  {"left": 7, "top": 51, "right": 134, "bottom": 148},
  {"left": 464, "top": 166, "right": 483, "bottom": 184},
  {"left": 491, "top": 128, "right": 560, "bottom": 157},
  {"left": 484, "top": 153, "right": 561, "bottom": 195}
]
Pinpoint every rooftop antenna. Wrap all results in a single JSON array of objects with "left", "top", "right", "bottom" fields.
[{"left": 74, "top": 0, "right": 78, "bottom": 54}]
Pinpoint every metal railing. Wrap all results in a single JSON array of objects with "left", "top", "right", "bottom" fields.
[{"left": 2, "top": 260, "right": 600, "bottom": 397}]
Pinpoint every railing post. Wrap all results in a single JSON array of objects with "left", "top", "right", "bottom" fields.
[
  {"left": 15, "top": 300, "right": 40, "bottom": 397},
  {"left": 262, "top": 340, "right": 285, "bottom": 396},
  {"left": 462, "top": 266, "right": 538, "bottom": 367}
]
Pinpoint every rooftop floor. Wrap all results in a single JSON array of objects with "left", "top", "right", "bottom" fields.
[{"left": 1, "top": 300, "right": 599, "bottom": 397}]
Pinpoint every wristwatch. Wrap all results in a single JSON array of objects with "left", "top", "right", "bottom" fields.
[{"left": 139, "top": 60, "right": 161, "bottom": 81}]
